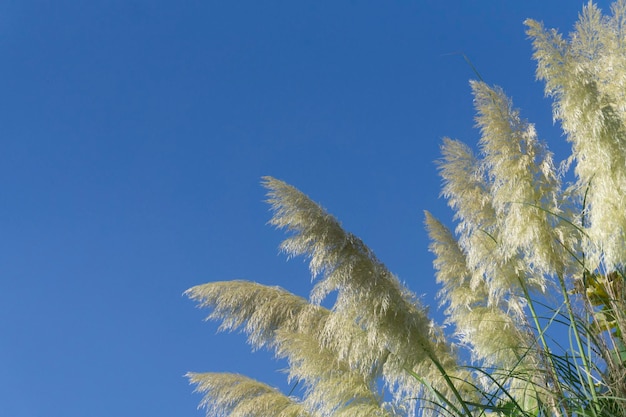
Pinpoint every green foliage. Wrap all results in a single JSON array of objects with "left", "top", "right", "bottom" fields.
[{"left": 186, "top": 2, "right": 626, "bottom": 416}]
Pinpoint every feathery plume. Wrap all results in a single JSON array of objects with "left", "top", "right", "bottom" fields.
[
  {"left": 528, "top": 2, "right": 626, "bottom": 270},
  {"left": 187, "top": 372, "right": 309, "bottom": 417}
]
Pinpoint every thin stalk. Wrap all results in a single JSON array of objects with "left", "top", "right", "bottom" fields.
[
  {"left": 405, "top": 368, "right": 465, "bottom": 417},
  {"left": 556, "top": 271, "right": 600, "bottom": 416},
  {"left": 410, "top": 347, "right": 475, "bottom": 417},
  {"left": 517, "top": 276, "right": 568, "bottom": 417}
]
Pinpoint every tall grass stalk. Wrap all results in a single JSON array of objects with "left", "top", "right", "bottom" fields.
[{"left": 186, "top": 2, "right": 626, "bottom": 416}]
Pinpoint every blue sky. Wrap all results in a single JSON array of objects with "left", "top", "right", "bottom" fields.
[{"left": 0, "top": 1, "right": 604, "bottom": 416}]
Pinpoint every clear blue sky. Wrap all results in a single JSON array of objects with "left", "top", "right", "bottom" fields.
[{"left": 0, "top": 1, "right": 603, "bottom": 416}]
